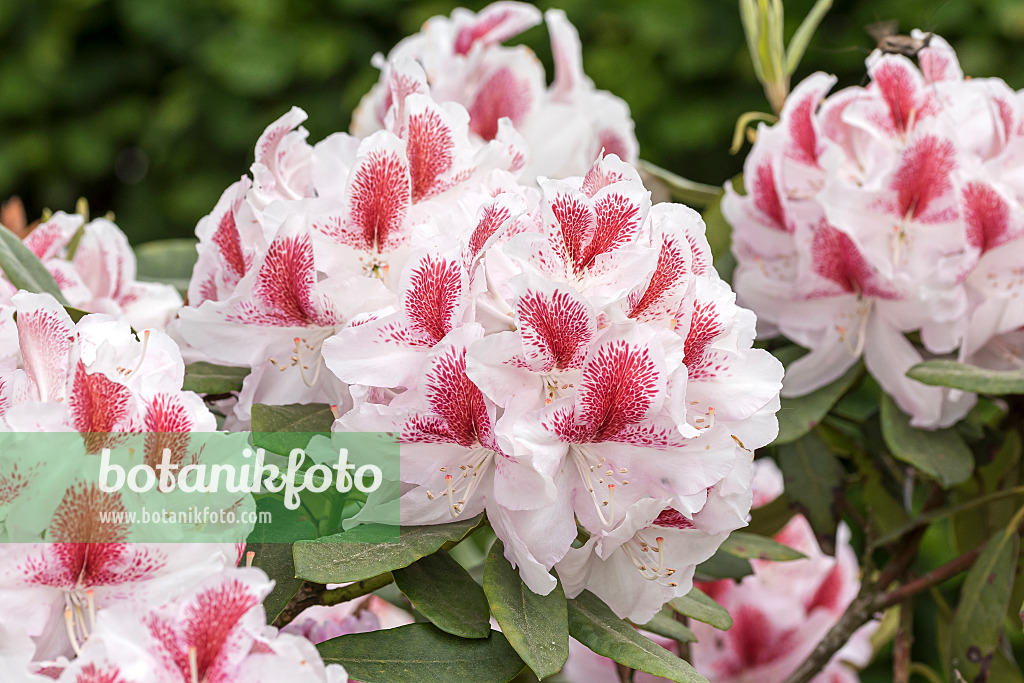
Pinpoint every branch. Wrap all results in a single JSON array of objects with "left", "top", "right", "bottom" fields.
[
  {"left": 877, "top": 542, "right": 985, "bottom": 611},
  {"left": 321, "top": 572, "right": 394, "bottom": 606},
  {"left": 272, "top": 581, "right": 326, "bottom": 628}
]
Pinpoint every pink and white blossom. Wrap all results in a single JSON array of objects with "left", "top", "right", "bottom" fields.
[
  {"left": 352, "top": 2, "right": 638, "bottom": 180},
  {"left": 725, "top": 32, "right": 1024, "bottom": 428}
]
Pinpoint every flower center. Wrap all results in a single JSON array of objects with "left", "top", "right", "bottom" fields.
[
  {"left": 621, "top": 533, "right": 679, "bottom": 586},
  {"left": 269, "top": 332, "right": 331, "bottom": 387},
  {"left": 63, "top": 588, "right": 96, "bottom": 656},
  {"left": 569, "top": 444, "right": 629, "bottom": 527},
  {"left": 425, "top": 446, "right": 494, "bottom": 517}
]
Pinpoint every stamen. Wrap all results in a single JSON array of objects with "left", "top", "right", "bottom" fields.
[
  {"left": 126, "top": 330, "right": 151, "bottom": 377},
  {"left": 189, "top": 646, "right": 200, "bottom": 683},
  {"left": 64, "top": 608, "right": 82, "bottom": 656},
  {"left": 245, "top": 551, "right": 255, "bottom": 568},
  {"left": 85, "top": 589, "right": 96, "bottom": 630}
]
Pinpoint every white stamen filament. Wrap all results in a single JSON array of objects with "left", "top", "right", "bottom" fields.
[
  {"left": 837, "top": 302, "right": 871, "bottom": 359},
  {"left": 245, "top": 551, "right": 255, "bottom": 568},
  {"left": 269, "top": 335, "right": 328, "bottom": 388},
  {"left": 189, "top": 646, "right": 200, "bottom": 683},
  {"left": 435, "top": 447, "right": 493, "bottom": 517},
  {"left": 124, "top": 330, "right": 151, "bottom": 377},
  {"left": 570, "top": 445, "right": 627, "bottom": 527},
  {"left": 622, "top": 533, "right": 677, "bottom": 585},
  {"left": 64, "top": 608, "right": 82, "bottom": 657},
  {"left": 85, "top": 589, "right": 96, "bottom": 631}
]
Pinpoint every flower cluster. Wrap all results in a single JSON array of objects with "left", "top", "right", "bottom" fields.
[
  {"left": 174, "top": 1, "right": 782, "bottom": 624},
  {"left": 560, "top": 460, "right": 876, "bottom": 683},
  {"left": 724, "top": 31, "right": 1024, "bottom": 428}
]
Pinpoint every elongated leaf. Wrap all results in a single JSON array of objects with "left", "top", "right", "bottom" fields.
[
  {"left": 637, "top": 160, "right": 722, "bottom": 208},
  {"left": 0, "top": 224, "right": 69, "bottom": 304},
  {"left": 568, "top": 591, "right": 706, "bottom": 683},
  {"left": 183, "top": 361, "right": 250, "bottom": 394},
  {"left": 785, "top": 0, "right": 833, "bottom": 75},
  {"left": 318, "top": 623, "right": 525, "bottom": 683},
  {"left": 669, "top": 587, "right": 732, "bottom": 630},
  {"left": 880, "top": 394, "right": 973, "bottom": 488},
  {"left": 720, "top": 531, "right": 805, "bottom": 562},
  {"left": 775, "top": 363, "right": 861, "bottom": 445},
  {"left": 951, "top": 530, "right": 1019, "bottom": 680},
  {"left": 777, "top": 430, "right": 843, "bottom": 555},
  {"left": 393, "top": 549, "right": 491, "bottom": 639},
  {"left": 133, "top": 238, "right": 198, "bottom": 294},
  {"left": 251, "top": 402, "right": 335, "bottom": 456},
  {"left": 746, "top": 492, "right": 796, "bottom": 538},
  {"left": 637, "top": 608, "right": 696, "bottom": 643},
  {"left": 694, "top": 547, "right": 753, "bottom": 581},
  {"left": 247, "top": 542, "right": 304, "bottom": 624},
  {"left": 293, "top": 515, "right": 482, "bottom": 584},
  {"left": 483, "top": 540, "right": 569, "bottom": 678},
  {"left": 908, "top": 359, "right": 1024, "bottom": 395}
]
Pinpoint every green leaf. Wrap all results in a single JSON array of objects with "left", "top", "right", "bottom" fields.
[
  {"left": 182, "top": 361, "right": 250, "bottom": 394},
  {"left": 774, "top": 363, "right": 861, "bottom": 445},
  {"left": 746, "top": 491, "right": 796, "bottom": 538},
  {"left": 393, "top": 549, "right": 491, "bottom": 639},
  {"left": 637, "top": 160, "right": 722, "bottom": 208},
  {"left": 694, "top": 547, "right": 753, "bottom": 581},
  {"left": 293, "top": 515, "right": 482, "bottom": 584},
  {"left": 720, "top": 531, "right": 805, "bottom": 562},
  {"left": 247, "top": 542, "right": 304, "bottom": 624},
  {"left": 784, "top": 0, "right": 833, "bottom": 75},
  {"left": 483, "top": 540, "right": 569, "bottom": 678},
  {"left": 0, "top": 223, "right": 69, "bottom": 305},
  {"left": 908, "top": 359, "right": 1024, "bottom": 395},
  {"left": 669, "top": 587, "right": 732, "bottom": 630},
  {"left": 636, "top": 608, "right": 696, "bottom": 643},
  {"left": 318, "top": 623, "right": 525, "bottom": 683},
  {"left": 951, "top": 530, "right": 1020, "bottom": 681},
  {"left": 133, "top": 238, "right": 198, "bottom": 294},
  {"left": 880, "top": 394, "right": 973, "bottom": 488},
  {"left": 777, "top": 430, "right": 844, "bottom": 555},
  {"left": 251, "top": 403, "right": 335, "bottom": 456},
  {"left": 567, "top": 590, "right": 706, "bottom": 683}
]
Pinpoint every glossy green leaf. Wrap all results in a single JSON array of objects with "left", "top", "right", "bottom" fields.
[
  {"left": 182, "top": 361, "right": 250, "bottom": 394},
  {"left": 247, "top": 542, "right": 305, "bottom": 624},
  {"left": 636, "top": 160, "right": 722, "bottom": 208},
  {"left": 567, "top": 590, "right": 706, "bottom": 683},
  {"left": 318, "top": 623, "right": 525, "bottom": 683},
  {"left": 482, "top": 540, "right": 569, "bottom": 678},
  {"left": 637, "top": 608, "right": 697, "bottom": 643},
  {"left": 251, "top": 402, "right": 335, "bottom": 456},
  {"left": 133, "top": 237, "right": 198, "bottom": 293},
  {"left": 746, "top": 491, "right": 795, "bottom": 538},
  {"left": 0, "top": 223, "right": 69, "bottom": 304},
  {"left": 720, "top": 531, "right": 805, "bottom": 562},
  {"left": 293, "top": 515, "right": 482, "bottom": 584},
  {"left": 694, "top": 547, "right": 754, "bottom": 581},
  {"left": 951, "top": 530, "right": 1019, "bottom": 680},
  {"left": 908, "top": 359, "right": 1024, "bottom": 395},
  {"left": 669, "top": 587, "right": 732, "bottom": 630},
  {"left": 880, "top": 394, "right": 973, "bottom": 488},
  {"left": 393, "top": 549, "right": 491, "bottom": 639},
  {"left": 775, "top": 363, "right": 861, "bottom": 445},
  {"left": 777, "top": 430, "right": 844, "bottom": 555}
]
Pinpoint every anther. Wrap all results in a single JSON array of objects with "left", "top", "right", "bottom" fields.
[{"left": 246, "top": 551, "right": 255, "bottom": 568}]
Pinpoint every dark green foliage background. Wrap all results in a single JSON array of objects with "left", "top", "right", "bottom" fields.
[{"left": 2, "top": 0, "right": 1022, "bottom": 242}]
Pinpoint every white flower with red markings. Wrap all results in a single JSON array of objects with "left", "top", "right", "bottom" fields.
[
  {"left": 43, "top": 567, "right": 348, "bottom": 683},
  {"left": 689, "top": 461, "right": 875, "bottom": 683},
  {"left": 725, "top": 33, "right": 1024, "bottom": 427},
  {"left": 1, "top": 212, "right": 182, "bottom": 331},
  {"left": 352, "top": 1, "right": 638, "bottom": 180}
]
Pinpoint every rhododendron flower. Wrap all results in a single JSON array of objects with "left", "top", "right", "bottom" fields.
[
  {"left": 690, "top": 465, "right": 875, "bottom": 683},
  {"left": 1, "top": 212, "right": 182, "bottom": 331},
  {"left": 45, "top": 567, "right": 348, "bottom": 683},
  {"left": 724, "top": 32, "right": 1024, "bottom": 428},
  {"left": 352, "top": 2, "right": 638, "bottom": 180},
  {"left": 282, "top": 593, "right": 414, "bottom": 645}
]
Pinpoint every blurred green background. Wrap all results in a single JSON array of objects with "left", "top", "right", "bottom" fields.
[{"left": 2, "top": 0, "right": 1024, "bottom": 243}]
